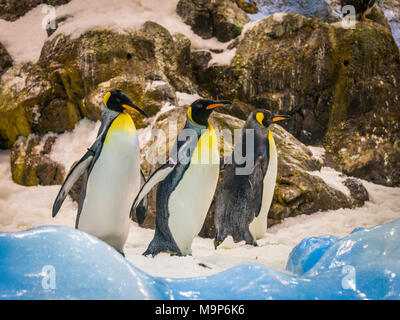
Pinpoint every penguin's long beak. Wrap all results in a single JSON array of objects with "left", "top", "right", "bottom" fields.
[
  {"left": 206, "top": 100, "right": 232, "bottom": 110},
  {"left": 122, "top": 103, "right": 149, "bottom": 118},
  {"left": 272, "top": 114, "right": 291, "bottom": 122}
]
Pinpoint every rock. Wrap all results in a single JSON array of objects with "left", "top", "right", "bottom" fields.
[
  {"left": 211, "top": 0, "right": 250, "bottom": 42},
  {"left": 176, "top": 0, "right": 250, "bottom": 42},
  {"left": 343, "top": 178, "right": 369, "bottom": 205},
  {"left": 196, "top": 13, "right": 400, "bottom": 186},
  {"left": 33, "top": 98, "right": 81, "bottom": 135},
  {"left": 232, "top": 0, "right": 259, "bottom": 14},
  {"left": 0, "top": 42, "right": 13, "bottom": 76},
  {"left": 326, "top": 127, "right": 400, "bottom": 186},
  {"left": 254, "top": 0, "right": 342, "bottom": 23},
  {"left": 176, "top": 0, "right": 214, "bottom": 39},
  {"left": 0, "top": 63, "right": 52, "bottom": 149},
  {"left": 366, "top": 5, "right": 392, "bottom": 30},
  {"left": 254, "top": 0, "right": 400, "bottom": 48},
  {"left": 0, "top": 0, "right": 71, "bottom": 21},
  {"left": 267, "top": 124, "right": 361, "bottom": 227},
  {"left": 0, "top": 22, "right": 196, "bottom": 149},
  {"left": 45, "top": 14, "right": 73, "bottom": 37},
  {"left": 10, "top": 134, "right": 64, "bottom": 186}
]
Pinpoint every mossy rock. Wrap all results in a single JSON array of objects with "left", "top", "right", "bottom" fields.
[
  {"left": 0, "top": 42, "right": 12, "bottom": 76},
  {"left": 11, "top": 134, "right": 65, "bottom": 186},
  {"left": 0, "top": 63, "right": 52, "bottom": 148}
]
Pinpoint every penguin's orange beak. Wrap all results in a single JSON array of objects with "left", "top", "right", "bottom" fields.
[
  {"left": 272, "top": 115, "right": 290, "bottom": 122},
  {"left": 122, "top": 103, "right": 149, "bottom": 117},
  {"left": 206, "top": 103, "right": 224, "bottom": 110},
  {"left": 206, "top": 100, "right": 232, "bottom": 110}
]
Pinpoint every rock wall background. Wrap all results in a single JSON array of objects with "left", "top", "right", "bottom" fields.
[{"left": 0, "top": 0, "right": 398, "bottom": 238}]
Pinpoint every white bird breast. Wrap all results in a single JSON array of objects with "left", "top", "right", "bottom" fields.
[
  {"left": 167, "top": 127, "right": 220, "bottom": 255},
  {"left": 78, "top": 129, "right": 141, "bottom": 252},
  {"left": 249, "top": 131, "right": 278, "bottom": 240}
]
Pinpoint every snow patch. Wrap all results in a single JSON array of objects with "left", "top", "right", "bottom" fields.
[
  {"left": 176, "top": 91, "right": 202, "bottom": 106},
  {"left": 272, "top": 12, "right": 288, "bottom": 23},
  {"left": 49, "top": 119, "right": 100, "bottom": 172},
  {"left": 308, "top": 146, "right": 326, "bottom": 162},
  {"left": 208, "top": 48, "right": 237, "bottom": 67},
  {"left": 309, "top": 167, "right": 350, "bottom": 196},
  {"left": 0, "top": 0, "right": 231, "bottom": 63}
]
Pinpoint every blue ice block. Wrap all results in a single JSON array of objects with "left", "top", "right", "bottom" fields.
[
  {"left": 286, "top": 235, "right": 339, "bottom": 275},
  {"left": 0, "top": 220, "right": 399, "bottom": 300}
]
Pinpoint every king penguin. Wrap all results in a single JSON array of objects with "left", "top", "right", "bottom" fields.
[
  {"left": 131, "top": 99, "right": 232, "bottom": 256},
  {"left": 52, "top": 89, "right": 149, "bottom": 256},
  {"left": 214, "top": 109, "right": 290, "bottom": 248}
]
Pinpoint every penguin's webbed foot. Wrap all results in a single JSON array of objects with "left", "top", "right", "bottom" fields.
[
  {"left": 245, "top": 240, "right": 258, "bottom": 247},
  {"left": 244, "top": 232, "right": 257, "bottom": 247},
  {"left": 214, "top": 239, "right": 222, "bottom": 249}
]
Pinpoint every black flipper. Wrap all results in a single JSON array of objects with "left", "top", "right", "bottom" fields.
[
  {"left": 129, "top": 161, "right": 176, "bottom": 217},
  {"left": 52, "top": 150, "right": 94, "bottom": 218},
  {"left": 249, "top": 155, "right": 265, "bottom": 218},
  {"left": 134, "top": 170, "right": 148, "bottom": 225},
  {"left": 53, "top": 111, "right": 116, "bottom": 219}
]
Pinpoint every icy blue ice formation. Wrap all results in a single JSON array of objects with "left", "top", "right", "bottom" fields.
[
  {"left": 0, "top": 220, "right": 399, "bottom": 300},
  {"left": 286, "top": 235, "right": 339, "bottom": 275}
]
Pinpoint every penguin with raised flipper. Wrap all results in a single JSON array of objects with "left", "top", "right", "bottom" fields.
[
  {"left": 131, "top": 99, "right": 232, "bottom": 256},
  {"left": 214, "top": 109, "right": 290, "bottom": 248},
  {"left": 52, "top": 89, "right": 149, "bottom": 256}
]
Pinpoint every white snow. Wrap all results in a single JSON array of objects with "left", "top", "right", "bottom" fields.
[
  {"left": 0, "top": 120, "right": 400, "bottom": 278},
  {"left": 308, "top": 146, "right": 326, "bottom": 162},
  {"left": 272, "top": 12, "right": 288, "bottom": 23},
  {"left": 309, "top": 166, "right": 350, "bottom": 196},
  {"left": 208, "top": 48, "right": 237, "bottom": 67},
  {"left": 49, "top": 119, "right": 100, "bottom": 172},
  {"left": 0, "top": 0, "right": 231, "bottom": 63},
  {"left": 176, "top": 91, "right": 202, "bottom": 106}
]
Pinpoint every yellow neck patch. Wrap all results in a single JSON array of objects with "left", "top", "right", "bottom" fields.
[
  {"left": 104, "top": 113, "right": 136, "bottom": 145},
  {"left": 268, "top": 129, "right": 275, "bottom": 148},
  {"left": 103, "top": 92, "right": 111, "bottom": 109},
  {"left": 187, "top": 107, "right": 201, "bottom": 126},
  {"left": 256, "top": 112, "right": 265, "bottom": 127},
  {"left": 191, "top": 124, "right": 219, "bottom": 165}
]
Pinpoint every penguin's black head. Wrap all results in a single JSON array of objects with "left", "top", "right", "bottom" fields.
[
  {"left": 103, "top": 89, "right": 149, "bottom": 117},
  {"left": 253, "top": 109, "right": 290, "bottom": 128},
  {"left": 189, "top": 99, "right": 232, "bottom": 126}
]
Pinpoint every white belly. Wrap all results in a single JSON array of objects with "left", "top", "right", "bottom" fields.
[
  {"left": 167, "top": 128, "right": 220, "bottom": 255},
  {"left": 78, "top": 131, "right": 140, "bottom": 252},
  {"left": 249, "top": 131, "right": 278, "bottom": 240}
]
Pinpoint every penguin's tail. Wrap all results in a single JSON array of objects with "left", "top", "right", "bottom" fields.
[{"left": 143, "top": 230, "right": 180, "bottom": 257}]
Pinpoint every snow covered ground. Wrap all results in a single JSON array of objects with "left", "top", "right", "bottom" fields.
[{"left": 0, "top": 119, "right": 399, "bottom": 278}]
